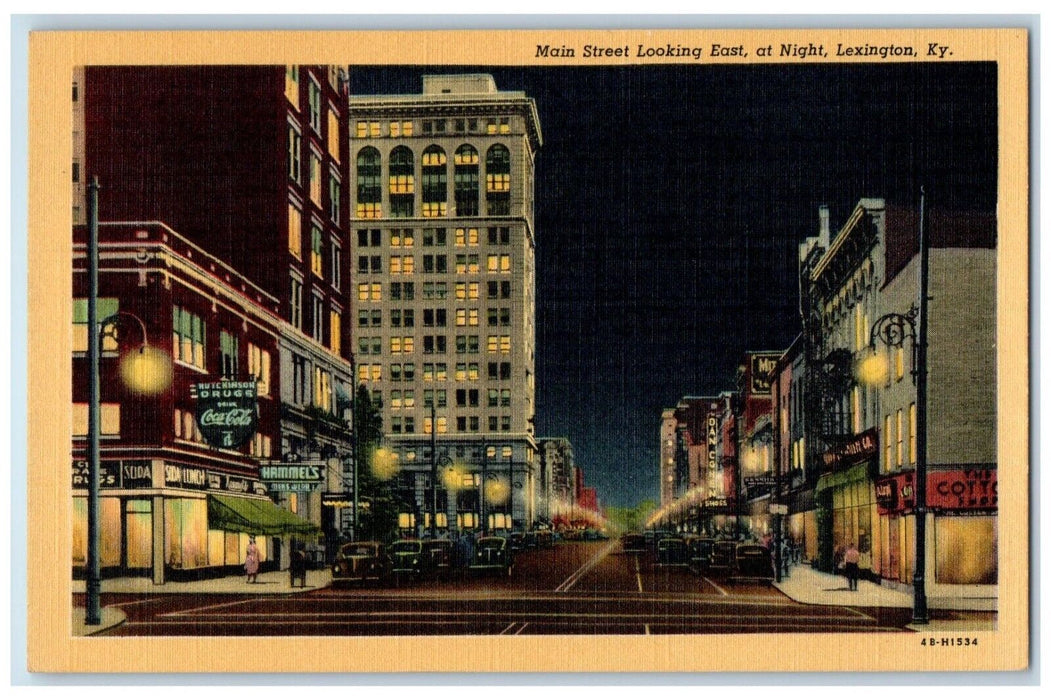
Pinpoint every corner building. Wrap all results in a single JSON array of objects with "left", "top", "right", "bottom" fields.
[{"left": 348, "top": 75, "right": 543, "bottom": 532}]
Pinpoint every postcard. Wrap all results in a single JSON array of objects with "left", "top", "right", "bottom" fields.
[{"left": 25, "top": 26, "right": 1028, "bottom": 673}]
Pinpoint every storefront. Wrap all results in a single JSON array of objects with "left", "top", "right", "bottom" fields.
[
  {"left": 785, "top": 488, "right": 817, "bottom": 564},
  {"left": 814, "top": 429, "right": 879, "bottom": 573},
  {"left": 72, "top": 458, "right": 318, "bottom": 582},
  {"left": 875, "top": 468, "right": 997, "bottom": 590}
]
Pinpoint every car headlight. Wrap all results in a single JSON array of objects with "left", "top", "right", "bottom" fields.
[{"left": 412, "top": 558, "right": 418, "bottom": 565}]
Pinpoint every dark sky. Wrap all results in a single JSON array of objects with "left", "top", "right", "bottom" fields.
[{"left": 351, "top": 63, "right": 998, "bottom": 508}]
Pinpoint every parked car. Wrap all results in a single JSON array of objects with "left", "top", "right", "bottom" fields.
[
  {"left": 708, "top": 540, "right": 737, "bottom": 577},
  {"left": 389, "top": 539, "right": 433, "bottom": 582},
  {"left": 508, "top": 531, "right": 526, "bottom": 551},
  {"left": 686, "top": 537, "right": 716, "bottom": 575},
  {"left": 619, "top": 532, "right": 646, "bottom": 554},
  {"left": 735, "top": 543, "right": 775, "bottom": 578},
  {"left": 421, "top": 539, "right": 456, "bottom": 579},
  {"left": 469, "top": 536, "right": 514, "bottom": 577},
  {"left": 535, "top": 530, "right": 554, "bottom": 548},
  {"left": 330, "top": 541, "right": 391, "bottom": 586},
  {"left": 656, "top": 536, "right": 688, "bottom": 566},
  {"left": 522, "top": 531, "right": 539, "bottom": 549}
]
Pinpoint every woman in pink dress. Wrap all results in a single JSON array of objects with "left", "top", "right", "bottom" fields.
[{"left": 244, "top": 536, "right": 261, "bottom": 583}]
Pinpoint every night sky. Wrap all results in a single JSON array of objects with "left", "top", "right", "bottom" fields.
[{"left": 351, "top": 63, "right": 998, "bottom": 508}]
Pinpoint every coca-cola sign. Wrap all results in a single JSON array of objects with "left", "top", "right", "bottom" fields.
[{"left": 191, "top": 381, "right": 258, "bottom": 449}]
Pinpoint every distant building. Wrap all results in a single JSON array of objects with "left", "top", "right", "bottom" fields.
[
  {"left": 538, "top": 437, "right": 576, "bottom": 522},
  {"left": 346, "top": 74, "right": 543, "bottom": 532}
]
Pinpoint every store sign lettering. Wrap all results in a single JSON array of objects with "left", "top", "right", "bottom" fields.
[
  {"left": 928, "top": 469, "right": 997, "bottom": 511},
  {"left": 73, "top": 460, "right": 151, "bottom": 489},
  {"left": 750, "top": 354, "right": 780, "bottom": 395},
  {"left": 822, "top": 429, "right": 878, "bottom": 471},
  {"left": 707, "top": 416, "right": 718, "bottom": 471},
  {"left": 164, "top": 464, "right": 209, "bottom": 490},
  {"left": 191, "top": 381, "right": 258, "bottom": 449}
]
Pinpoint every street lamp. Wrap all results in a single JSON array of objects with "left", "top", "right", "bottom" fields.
[
  {"left": 84, "top": 177, "right": 172, "bottom": 625},
  {"left": 858, "top": 191, "right": 930, "bottom": 626}
]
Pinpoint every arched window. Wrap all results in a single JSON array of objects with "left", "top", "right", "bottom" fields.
[
  {"left": 356, "top": 147, "right": 381, "bottom": 219},
  {"left": 421, "top": 145, "right": 448, "bottom": 218},
  {"left": 389, "top": 146, "right": 415, "bottom": 218},
  {"left": 454, "top": 145, "right": 480, "bottom": 217},
  {"left": 485, "top": 144, "right": 511, "bottom": 216}
]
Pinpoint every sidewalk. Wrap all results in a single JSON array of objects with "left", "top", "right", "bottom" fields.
[
  {"left": 771, "top": 563, "right": 997, "bottom": 631},
  {"left": 72, "top": 568, "right": 333, "bottom": 635}
]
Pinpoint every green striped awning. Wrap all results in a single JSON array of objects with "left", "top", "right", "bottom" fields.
[
  {"left": 815, "top": 463, "right": 870, "bottom": 493},
  {"left": 207, "top": 494, "right": 319, "bottom": 536}
]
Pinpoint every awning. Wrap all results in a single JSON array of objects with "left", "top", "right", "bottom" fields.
[
  {"left": 207, "top": 494, "right": 319, "bottom": 536},
  {"left": 815, "top": 463, "right": 870, "bottom": 493}
]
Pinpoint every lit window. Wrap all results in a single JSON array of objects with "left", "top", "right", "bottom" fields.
[
  {"left": 328, "top": 109, "right": 340, "bottom": 160},
  {"left": 309, "top": 153, "right": 322, "bottom": 205},
  {"left": 247, "top": 343, "right": 271, "bottom": 396},
  {"left": 389, "top": 146, "right": 414, "bottom": 217},
  {"left": 355, "top": 148, "right": 382, "bottom": 219},
  {"left": 288, "top": 126, "right": 302, "bottom": 184},
  {"left": 311, "top": 226, "right": 324, "bottom": 277},
  {"left": 308, "top": 79, "right": 321, "bottom": 133},
  {"left": 329, "top": 310, "right": 341, "bottom": 355},
  {"left": 895, "top": 347, "right": 905, "bottom": 381},
  {"left": 896, "top": 409, "right": 904, "bottom": 467},
  {"left": 172, "top": 305, "right": 206, "bottom": 369},
  {"left": 909, "top": 403, "right": 917, "bottom": 463},
  {"left": 72, "top": 298, "right": 118, "bottom": 353},
  {"left": 454, "top": 145, "right": 480, "bottom": 217},
  {"left": 422, "top": 145, "right": 448, "bottom": 218},
  {"left": 72, "top": 403, "right": 120, "bottom": 437},
  {"left": 288, "top": 204, "right": 302, "bottom": 258},
  {"left": 884, "top": 414, "right": 893, "bottom": 471},
  {"left": 485, "top": 144, "right": 511, "bottom": 216},
  {"left": 219, "top": 330, "right": 239, "bottom": 378},
  {"left": 285, "top": 66, "right": 299, "bottom": 104}
]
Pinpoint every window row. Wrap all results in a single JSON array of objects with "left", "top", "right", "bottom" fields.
[
  {"left": 289, "top": 280, "right": 344, "bottom": 355},
  {"left": 288, "top": 204, "right": 342, "bottom": 289},
  {"left": 288, "top": 127, "right": 342, "bottom": 211},
  {"left": 356, "top": 227, "right": 512, "bottom": 248},
  {"left": 883, "top": 404, "right": 918, "bottom": 471},
  {"left": 364, "top": 361, "right": 512, "bottom": 383},
  {"left": 354, "top": 117, "right": 510, "bottom": 139},
  {"left": 356, "top": 144, "right": 511, "bottom": 218},
  {"left": 389, "top": 414, "right": 515, "bottom": 435}
]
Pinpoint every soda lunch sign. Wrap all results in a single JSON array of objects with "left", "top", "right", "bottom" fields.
[{"left": 191, "top": 381, "right": 258, "bottom": 449}]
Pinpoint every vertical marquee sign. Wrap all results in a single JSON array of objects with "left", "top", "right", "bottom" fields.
[{"left": 191, "top": 381, "right": 258, "bottom": 449}]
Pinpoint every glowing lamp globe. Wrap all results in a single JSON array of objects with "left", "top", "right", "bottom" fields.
[
  {"left": 371, "top": 448, "right": 399, "bottom": 481},
  {"left": 120, "top": 346, "right": 173, "bottom": 396},
  {"left": 485, "top": 479, "right": 510, "bottom": 505},
  {"left": 855, "top": 348, "right": 890, "bottom": 386}
]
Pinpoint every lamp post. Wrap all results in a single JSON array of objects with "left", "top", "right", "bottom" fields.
[
  {"left": 430, "top": 402, "right": 438, "bottom": 538},
  {"left": 860, "top": 191, "right": 929, "bottom": 625},
  {"left": 506, "top": 447, "right": 514, "bottom": 532},
  {"left": 85, "top": 177, "right": 172, "bottom": 625}
]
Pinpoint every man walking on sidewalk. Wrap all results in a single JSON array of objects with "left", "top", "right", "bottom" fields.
[{"left": 843, "top": 542, "right": 861, "bottom": 591}]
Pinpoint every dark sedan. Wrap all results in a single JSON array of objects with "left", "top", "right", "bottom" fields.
[
  {"left": 735, "top": 544, "right": 775, "bottom": 579},
  {"left": 655, "top": 536, "right": 688, "bottom": 566},
  {"left": 330, "top": 542, "right": 391, "bottom": 586},
  {"left": 686, "top": 537, "right": 716, "bottom": 575},
  {"left": 619, "top": 533, "right": 646, "bottom": 554},
  {"left": 389, "top": 539, "right": 433, "bottom": 582},
  {"left": 708, "top": 540, "right": 737, "bottom": 577},
  {"left": 468, "top": 536, "right": 514, "bottom": 577}
]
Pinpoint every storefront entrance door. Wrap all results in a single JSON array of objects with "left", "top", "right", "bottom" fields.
[
  {"left": 886, "top": 514, "right": 900, "bottom": 581},
  {"left": 123, "top": 499, "right": 153, "bottom": 570}
]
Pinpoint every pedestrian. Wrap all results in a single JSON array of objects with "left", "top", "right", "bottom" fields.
[
  {"left": 290, "top": 542, "right": 308, "bottom": 588},
  {"left": 780, "top": 539, "right": 792, "bottom": 577},
  {"left": 843, "top": 542, "right": 861, "bottom": 591},
  {"left": 244, "top": 536, "right": 261, "bottom": 584}
]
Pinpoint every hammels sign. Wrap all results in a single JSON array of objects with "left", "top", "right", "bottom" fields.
[{"left": 191, "top": 381, "right": 258, "bottom": 449}]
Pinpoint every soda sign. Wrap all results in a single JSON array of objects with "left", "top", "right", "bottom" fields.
[{"left": 191, "top": 381, "right": 258, "bottom": 449}]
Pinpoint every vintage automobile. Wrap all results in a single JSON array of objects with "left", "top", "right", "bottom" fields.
[
  {"left": 389, "top": 539, "right": 433, "bottom": 582},
  {"left": 735, "top": 543, "right": 775, "bottom": 578},
  {"left": 330, "top": 541, "right": 392, "bottom": 586},
  {"left": 521, "top": 531, "right": 539, "bottom": 549},
  {"left": 468, "top": 536, "right": 514, "bottom": 577},
  {"left": 655, "top": 536, "right": 688, "bottom": 566},
  {"left": 619, "top": 532, "right": 646, "bottom": 554},
  {"left": 508, "top": 531, "right": 526, "bottom": 551},
  {"left": 686, "top": 537, "right": 716, "bottom": 575},
  {"left": 422, "top": 538, "right": 457, "bottom": 579},
  {"left": 535, "top": 530, "right": 554, "bottom": 548},
  {"left": 708, "top": 539, "right": 738, "bottom": 577}
]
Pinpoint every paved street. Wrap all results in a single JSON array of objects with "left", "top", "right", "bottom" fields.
[{"left": 78, "top": 541, "right": 924, "bottom": 636}]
